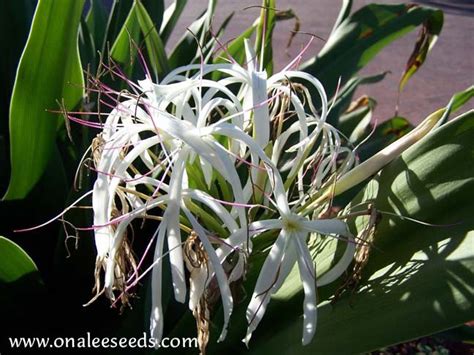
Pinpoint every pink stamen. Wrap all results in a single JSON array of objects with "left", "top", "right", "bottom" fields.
[
  {"left": 209, "top": 27, "right": 238, "bottom": 65},
  {"left": 67, "top": 115, "right": 105, "bottom": 129},
  {"left": 132, "top": 41, "right": 152, "bottom": 81},
  {"left": 282, "top": 36, "right": 314, "bottom": 72},
  {"left": 14, "top": 190, "right": 94, "bottom": 233}
]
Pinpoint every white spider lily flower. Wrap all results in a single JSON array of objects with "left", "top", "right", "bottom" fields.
[
  {"left": 84, "top": 45, "right": 357, "bottom": 352},
  {"left": 239, "top": 214, "right": 354, "bottom": 347}
]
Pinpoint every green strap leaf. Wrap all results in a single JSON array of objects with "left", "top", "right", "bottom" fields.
[
  {"left": 330, "top": 0, "right": 353, "bottom": 35},
  {"left": 0, "top": 236, "right": 45, "bottom": 330},
  {"left": 247, "top": 111, "right": 474, "bottom": 353},
  {"left": 0, "top": 236, "right": 40, "bottom": 284},
  {"left": 104, "top": 0, "right": 134, "bottom": 49},
  {"left": 399, "top": 10, "right": 443, "bottom": 92},
  {"left": 327, "top": 71, "right": 388, "bottom": 124},
  {"left": 255, "top": 0, "right": 276, "bottom": 74},
  {"left": 110, "top": 1, "right": 142, "bottom": 75},
  {"left": 4, "top": 0, "right": 85, "bottom": 200},
  {"left": 160, "top": 0, "right": 187, "bottom": 45},
  {"left": 168, "top": 0, "right": 218, "bottom": 68},
  {"left": 439, "top": 85, "right": 474, "bottom": 125},
  {"left": 85, "top": 0, "right": 109, "bottom": 57},
  {"left": 135, "top": 0, "right": 170, "bottom": 80},
  {"left": 302, "top": 4, "right": 443, "bottom": 97},
  {"left": 212, "top": 21, "right": 258, "bottom": 80}
]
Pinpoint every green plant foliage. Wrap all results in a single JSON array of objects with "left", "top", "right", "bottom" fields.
[
  {"left": 246, "top": 111, "right": 474, "bottom": 354},
  {"left": 85, "top": 0, "right": 109, "bottom": 57},
  {"left": 168, "top": 0, "right": 218, "bottom": 68},
  {"left": 110, "top": 1, "right": 141, "bottom": 73},
  {"left": 302, "top": 4, "right": 444, "bottom": 97},
  {"left": 399, "top": 12, "right": 443, "bottom": 92},
  {"left": 4, "top": 0, "right": 85, "bottom": 200},
  {"left": 326, "top": 71, "right": 388, "bottom": 125},
  {"left": 160, "top": 0, "right": 188, "bottom": 45},
  {"left": 0, "top": 236, "right": 40, "bottom": 285},
  {"left": 135, "top": 0, "right": 169, "bottom": 79},
  {"left": 2, "top": 1, "right": 471, "bottom": 353},
  {"left": 440, "top": 86, "right": 474, "bottom": 124},
  {"left": 255, "top": 0, "right": 276, "bottom": 74}
]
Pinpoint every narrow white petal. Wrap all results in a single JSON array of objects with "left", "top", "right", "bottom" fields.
[
  {"left": 302, "top": 219, "right": 352, "bottom": 237},
  {"left": 250, "top": 70, "right": 269, "bottom": 148},
  {"left": 166, "top": 149, "right": 188, "bottom": 303},
  {"left": 317, "top": 234, "right": 356, "bottom": 286},
  {"left": 150, "top": 224, "right": 167, "bottom": 346},
  {"left": 184, "top": 210, "right": 233, "bottom": 342},
  {"left": 244, "top": 229, "right": 295, "bottom": 346},
  {"left": 216, "top": 219, "right": 282, "bottom": 264},
  {"left": 294, "top": 235, "right": 317, "bottom": 345}
]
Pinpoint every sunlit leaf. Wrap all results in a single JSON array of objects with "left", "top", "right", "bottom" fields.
[
  {"left": 246, "top": 111, "right": 474, "bottom": 354},
  {"left": 399, "top": 12, "right": 443, "bottom": 92},
  {"left": 135, "top": 0, "right": 170, "bottom": 80},
  {"left": 302, "top": 4, "right": 443, "bottom": 97},
  {"left": 160, "top": 0, "right": 187, "bottom": 45},
  {"left": 4, "top": 0, "right": 85, "bottom": 200},
  {"left": 255, "top": 0, "right": 276, "bottom": 74}
]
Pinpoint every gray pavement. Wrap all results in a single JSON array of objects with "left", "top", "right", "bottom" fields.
[{"left": 167, "top": 0, "right": 473, "bottom": 124}]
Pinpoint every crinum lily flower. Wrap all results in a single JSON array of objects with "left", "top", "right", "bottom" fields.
[{"left": 77, "top": 35, "right": 445, "bottom": 353}]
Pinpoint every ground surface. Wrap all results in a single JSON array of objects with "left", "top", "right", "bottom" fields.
[{"left": 167, "top": 0, "right": 473, "bottom": 123}]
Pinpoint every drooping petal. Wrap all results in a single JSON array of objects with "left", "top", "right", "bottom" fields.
[
  {"left": 294, "top": 234, "right": 318, "bottom": 345},
  {"left": 317, "top": 233, "right": 356, "bottom": 286},
  {"left": 150, "top": 223, "right": 167, "bottom": 346},
  {"left": 165, "top": 149, "right": 189, "bottom": 303},
  {"left": 244, "top": 229, "right": 296, "bottom": 346},
  {"left": 184, "top": 210, "right": 234, "bottom": 342}
]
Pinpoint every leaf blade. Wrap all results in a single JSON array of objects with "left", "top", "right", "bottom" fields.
[
  {"left": 248, "top": 111, "right": 474, "bottom": 353},
  {"left": 302, "top": 4, "right": 444, "bottom": 97},
  {"left": 4, "top": 0, "right": 85, "bottom": 200}
]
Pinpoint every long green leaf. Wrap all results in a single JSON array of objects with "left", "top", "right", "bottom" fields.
[
  {"left": 4, "top": 0, "right": 85, "bottom": 200},
  {"left": 160, "top": 0, "right": 187, "bottom": 45},
  {"left": 85, "top": 0, "right": 109, "bottom": 57},
  {"left": 0, "top": 236, "right": 40, "bottom": 284},
  {"left": 104, "top": 0, "right": 134, "bottom": 49},
  {"left": 248, "top": 111, "right": 474, "bottom": 353},
  {"left": 255, "top": 0, "right": 276, "bottom": 74},
  {"left": 302, "top": 4, "right": 443, "bottom": 97},
  {"left": 399, "top": 13, "right": 443, "bottom": 92},
  {"left": 135, "top": 0, "right": 170, "bottom": 80},
  {"left": 168, "top": 0, "right": 218, "bottom": 68},
  {"left": 326, "top": 71, "right": 388, "bottom": 124},
  {"left": 110, "top": 1, "right": 142, "bottom": 74},
  {"left": 439, "top": 85, "right": 474, "bottom": 125},
  {"left": 330, "top": 0, "right": 352, "bottom": 35}
]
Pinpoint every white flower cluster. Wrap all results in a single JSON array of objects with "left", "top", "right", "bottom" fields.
[{"left": 90, "top": 40, "right": 357, "bottom": 349}]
